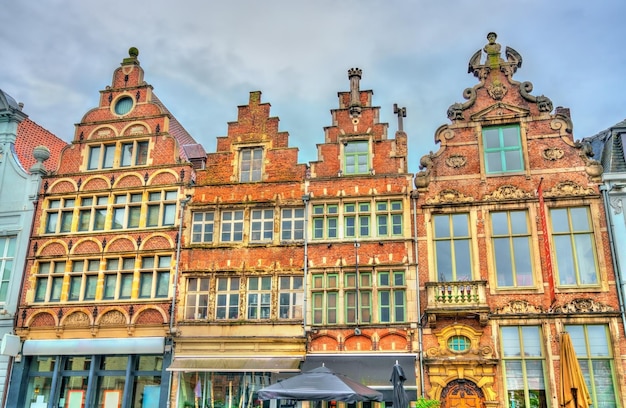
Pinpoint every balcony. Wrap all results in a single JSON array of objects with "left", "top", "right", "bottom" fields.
[{"left": 424, "top": 280, "right": 490, "bottom": 327}]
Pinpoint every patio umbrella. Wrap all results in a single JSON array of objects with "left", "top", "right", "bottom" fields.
[
  {"left": 257, "top": 365, "right": 383, "bottom": 403},
  {"left": 390, "top": 361, "right": 409, "bottom": 408},
  {"left": 559, "top": 332, "right": 591, "bottom": 408}
]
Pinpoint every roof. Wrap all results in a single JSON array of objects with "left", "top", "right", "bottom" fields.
[{"left": 15, "top": 118, "right": 68, "bottom": 172}]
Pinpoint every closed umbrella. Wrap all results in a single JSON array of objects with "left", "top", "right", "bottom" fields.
[
  {"left": 257, "top": 365, "right": 383, "bottom": 403},
  {"left": 390, "top": 361, "right": 409, "bottom": 408},
  {"left": 559, "top": 332, "right": 591, "bottom": 408}
]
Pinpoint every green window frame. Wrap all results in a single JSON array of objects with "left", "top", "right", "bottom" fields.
[
  {"left": 344, "top": 202, "right": 370, "bottom": 238},
  {"left": 500, "top": 326, "right": 549, "bottom": 408},
  {"left": 344, "top": 272, "right": 372, "bottom": 324},
  {"left": 344, "top": 141, "right": 369, "bottom": 175},
  {"left": 564, "top": 324, "right": 618, "bottom": 407},
  {"left": 311, "top": 273, "right": 338, "bottom": 325},
  {"left": 482, "top": 124, "right": 523, "bottom": 173},
  {"left": 550, "top": 207, "right": 599, "bottom": 286},
  {"left": 376, "top": 200, "right": 403, "bottom": 237},
  {"left": 312, "top": 204, "right": 338, "bottom": 240},
  {"left": 433, "top": 213, "right": 472, "bottom": 282},
  {"left": 491, "top": 210, "right": 534, "bottom": 288},
  {"left": 378, "top": 271, "right": 405, "bottom": 323}
]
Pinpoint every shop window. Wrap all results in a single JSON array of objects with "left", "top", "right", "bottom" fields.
[
  {"left": 482, "top": 124, "right": 523, "bottom": 173},
  {"left": 281, "top": 208, "right": 304, "bottom": 241},
  {"left": 0, "top": 236, "right": 16, "bottom": 303},
  {"left": 279, "top": 276, "right": 303, "bottom": 319},
  {"left": 500, "top": 326, "right": 548, "bottom": 408},
  {"left": 191, "top": 211, "right": 215, "bottom": 243},
  {"left": 185, "top": 277, "right": 210, "bottom": 320},
  {"left": 216, "top": 277, "right": 240, "bottom": 320},
  {"left": 550, "top": 207, "right": 599, "bottom": 286},
  {"left": 344, "top": 141, "right": 369, "bottom": 175},
  {"left": 250, "top": 209, "right": 274, "bottom": 242},
  {"left": 433, "top": 213, "right": 472, "bottom": 281},
  {"left": 564, "top": 324, "right": 618, "bottom": 407},
  {"left": 247, "top": 276, "right": 271, "bottom": 319},
  {"left": 491, "top": 210, "right": 534, "bottom": 288},
  {"left": 240, "top": 147, "right": 263, "bottom": 182}
]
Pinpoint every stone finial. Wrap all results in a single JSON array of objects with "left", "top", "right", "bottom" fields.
[
  {"left": 348, "top": 68, "right": 362, "bottom": 117},
  {"left": 483, "top": 32, "right": 502, "bottom": 68},
  {"left": 122, "top": 47, "right": 140, "bottom": 66},
  {"left": 29, "top": 145, "right": 50, "bottom": 174}
]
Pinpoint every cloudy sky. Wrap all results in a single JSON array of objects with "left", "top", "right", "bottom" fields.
[{"left": 3, "top": 1, "right": 625, "bottom": 173}]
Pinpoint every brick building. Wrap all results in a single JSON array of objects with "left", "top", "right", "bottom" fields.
[
  {"left": 170, "top": 91, "right": 308, "bottom": 408},
  {"left": 301, "top": 69, "right": 418, "bottom": 401},
  {"left": 414, "top": 33, "right": 624, "bottom": 407},
  {"left": 7, "top": 49, "right": 203, "bottom": 408}
]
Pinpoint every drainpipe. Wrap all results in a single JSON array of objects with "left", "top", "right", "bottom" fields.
[
  {"left": 411, "top": 190, "right": 425, "bottom": 397},
  {"left": 302, "top": 194, "right": 310, "bottom": 335},
  {"left": 600, "top": 184, "right": 626, "bottom": 336}
]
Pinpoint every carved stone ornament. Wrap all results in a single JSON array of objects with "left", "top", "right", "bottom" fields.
[
  {"left": 494, "top": 300, "right": 544, "bottom": 315},
  {"left": 426, "top": 189, "right": 475, "bottom": 204},
  {"left": 609, "top": 196, "right": 623, "bottom": 215},
  {"left": 543, "top": 180, "right": 595, "bottom": 197},
  {"left": 100, "top": 310, "right": 127, "bottom": 325},
  {"left": 487, "top": 79, "right": 507, "bottom": 100},
  {"left": 446, "top": 155, "right": 467, "bottom": 168},
  {"left": 64, "top": 312, "right": 91, "bottom": 327},
  {"left": 483, "top": 185, "right": 533, "bottom": 201},
  {"left": 552, "top": 298, "right": 614, "bottom": 314},
  {"left": 542, "top": 147, "right": 564, "bottom": 161}
]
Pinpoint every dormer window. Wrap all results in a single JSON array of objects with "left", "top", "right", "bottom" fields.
[
  {"left": 240, "top": 147, "right": 263, "bottom": 182},
  {"left": 344, "top": 141, "right": 369, "bottom": 175},
  {"left": 482, "top": 124, "right": 523, "bottom": 173}
]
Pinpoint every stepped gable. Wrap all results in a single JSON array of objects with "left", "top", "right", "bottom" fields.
[
  {"left": 200, "top": 90, "right": 306, "bottom": 186},
  {"left": 309, "top": 68, "right": 407, "bottom": 178}
]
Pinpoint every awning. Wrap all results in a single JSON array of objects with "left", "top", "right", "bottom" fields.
[
  {"left": 22, "top": 337, "right": 165, "bottom": 356},
  {"left": 301, "top": 354, "right": 417, "bottom": 388},
  {"left": 167, "top": 357, "right": 303, "bottom": 372}
]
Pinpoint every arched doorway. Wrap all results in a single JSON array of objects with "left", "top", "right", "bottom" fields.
[{"left": 440, "top": 379, "right": 485, "bottom": 408}]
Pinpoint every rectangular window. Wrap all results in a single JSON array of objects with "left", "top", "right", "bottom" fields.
[
  {"left": 103, "top": 257, "right": 135, "bottom": 300},
  {"left": 191, "top": 211, "right": 215, "bottom": 243},
  {"left": 45, "top": 198, "right": 75, "bottom": 234},
  {"left": 482, "top": 125, "right": 523, "bottom": 173},
  {"left": 377, "top": 201, "right": 403, "bottom": 236},
  {"left": 281, "top": 208, "right": 304, "bottom": 241},
  {"left": 344, "top": 141, "right": 369, "bottom": 175},
  {"left": 78, "top": 196, "right": 108, "bottom": 232},
  {"left": 247, "top": 277, "right": 271, "bottom": 319},
  {"left": 250, "top": 209, "right": 274, "bottom": 242},
  {"left": 69, "top": 259, "right": 100, "bottom": 301},
  {"left": 216, "top": 277, "right": 240, "bottom": 320},
  {"left": 433, "top": 214, "right": 472, "bottom": 281},
  {"left": 87, "top": 144, "right": 115, "bottom": 170},
  {"left": 491, "top": 210, "right": 534, "bottom": 288},
  {"left": 221, "top": 210, "right": 244, "bottom": 242},
  {"left": 120, "top": 140, "right": 149, "bottom": 167},
  {"left": 0, "top": 236, "right": 16, "bottom": 303},
  {"left": 378, "top": 271, "right": 405, "bottom": 323},
  {"left": 311, "top": 274, "right": 338, "bottom": 324},
  {"left": 146, "top": 190, "right": 177, "bottom": 227},
  {"left": 138, "top": 255, "right": 171, "bottom": 298},
  {"left": 240, "top": 147, "right": 263, "bottom": 182},
  {"left": 112, "top": 193, "right": 142, "bottom": 230},
  {"left": 34, "top": 261, "right": 65, "bottom": 303},
  {"left": 185, "top": 277, "right": 210, "bottom": 320},
  {"left": 565, "top": 324, "right": 618, "bottom": 407},
  {"left": 500, "top": 326, "right": 548, "bottom": 408},
  {"left": 312, "top": 204, "right": 338, "bottom": 240},
  {"left": 550, "top": 207, "right": 599, "bottom": 286},
  {"left": 344, "top": 202, "right": 370, "bottom": 238},
  {"left": 344, "top": 272, "right": 372, "bottom": 324},
  {"left": 279, "top": 276, "right": 303, "bottom": 319}
]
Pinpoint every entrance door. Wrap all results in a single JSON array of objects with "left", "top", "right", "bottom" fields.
[{"left": 441, "top": 379, "right": 485, "bottom": 408}]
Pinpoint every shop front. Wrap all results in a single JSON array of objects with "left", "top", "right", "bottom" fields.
[{"left": 6, "top": 337, "right": 170, "bottom": 408}]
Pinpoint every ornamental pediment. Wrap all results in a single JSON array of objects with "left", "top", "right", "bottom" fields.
[{"left": 470, "top": 102, "right": 529, "bottom": 122}]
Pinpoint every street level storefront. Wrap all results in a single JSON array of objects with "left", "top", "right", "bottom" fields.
[
  {"left": 301, "top": 354, "right": 418, "bottom": 404},
  {"left": 168, "top": 356, "right": 303, "bottom": 408},
  {"left": 6, "top": 337, "right": 170, "bottom": 408}
]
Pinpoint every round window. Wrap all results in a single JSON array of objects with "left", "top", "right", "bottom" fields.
[
  {"left": 114, "top": 96, "right": 133, "bottom": 115},
  {"left": 447, "top": 335, "right": 471, "bottom": 353}
]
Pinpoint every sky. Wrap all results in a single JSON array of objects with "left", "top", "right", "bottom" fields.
[{"left": 2, "top": 1, "right": 625, "bottom": 173}]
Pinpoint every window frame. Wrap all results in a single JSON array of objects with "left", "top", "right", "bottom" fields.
[
  {"left": 44, "top": 198, "right": 75, "bottom": 234},
  {"left": 247, "top": 276, "right": 272, "bottom": 319},
  {"left": 239, "top": 147, "right": 263, "bottom": 182},
  {"left": 216, "top": 277, "right": 240, "bottom": 320},
  {"left": 312, "top": 204, "right": 338, "bottom": 240},
  {"left": 138, "top": 255, "right": 171, "bottom": 299},
  {"left": 191, "top": 211, "right": 215, "bottom": 244},
  {"left": 185, "top": 277, "right": 210, "bottom": 320},
  {"left": 146, "top": 190, "right": 177, "bottom": 228},
  {"left": 68, "top": 259, "right": 100, "bottom": 301},
  {"left": 250, "top": 209, "right": 274, "bottom": 243},
  {"left": 278, "top": 276, "right": 303, "bottom": 319},
  {"left": 490, "top": 210, "right": 534, "bottom": 288},
  {"left": 378, "top": 270, "right": 406, "bottom": 323},
  {"left": 34, "top": 261, "right": 66, "bottom": 303},
  {"left": 220, "top": 210, "right": 244, "bottom": 242},
  {"left": 343, "top": 140, "right": 370, "bottom": 175},
  {"left": 0, "top": 236, "right": 16, "bottom": 303},
  {"left": 103, "top": 257, "right": 135, "bottom": 300},
  {"left": 87, "top": 143, "right": 116, "bottom": 170},
  {"left": 120, "top": 140, "right": 149, "bottom": 167},
  {"left": 281, "top": 208, "right": 305, "bottom": 241},
  {"left": 433, "top": 213, "right": 473, "bottom": 282},
  {"left": 482, "top": 124, "right": 524, "bottom": 174}
]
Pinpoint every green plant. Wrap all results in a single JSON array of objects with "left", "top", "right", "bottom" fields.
[{"left": 415, "top": 397, "right": 440, "bottom": 408}]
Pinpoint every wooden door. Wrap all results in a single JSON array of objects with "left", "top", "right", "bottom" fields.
[{"left": 441, "top": 379, "right": 485, "bottom": 408}]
